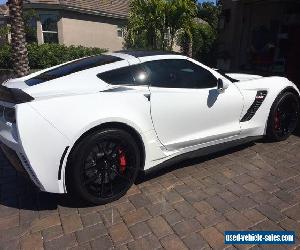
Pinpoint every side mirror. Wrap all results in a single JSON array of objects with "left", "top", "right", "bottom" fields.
[{"left": 217, "top": 78, "right": 229, "bottom": 92}]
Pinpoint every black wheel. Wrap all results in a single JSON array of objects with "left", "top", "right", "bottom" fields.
[
  {"left": 267, "top": 91, "right": 300, "bottom": 141},
  {"left": 67, "top": 128, "right": 141, "bottom": 205}
]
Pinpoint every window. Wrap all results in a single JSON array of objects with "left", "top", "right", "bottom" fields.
[
  {"left": 143, "top": 59, "right": 217, "bottom": 89},
  {"left": 98, "top": 65, "right": 148, "bottom": 86},
  {"left": 25, "top": 13, "right": 38, "bottom": 43},
  {"left": 40, "top": 14, "right": 58, "bottom": 43},
  {"left": 117, "top": 25, "right": 125, "bottom": 38},
  {"left": 25, "top": 55, "right": 122, "bottom": 86}
]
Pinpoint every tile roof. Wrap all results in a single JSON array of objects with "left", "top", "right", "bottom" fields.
[{"left": 24, "top": 0, "right": 129, "bottom": 18}]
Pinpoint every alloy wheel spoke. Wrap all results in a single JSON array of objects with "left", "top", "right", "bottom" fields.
[
  {"left": 84, "top": 174, "right": 99, "bottom": 186},
  {"left": 100, "top": 171, "right": 105, "bottom": 197},
  {"left": 109, "top": 179, "right": 114, "bottom": 197},
  {"left": 82, "top": 138, "right": 135, "bottom": 199},
  {"left": 110, "top": 167, "right": 131, "bottom": 183},
  {"left": 275, "top": 97, "right": 299, "bottom": 137},
  {"left": 83, "top": 161, "right": 97, "bottom": 170}
]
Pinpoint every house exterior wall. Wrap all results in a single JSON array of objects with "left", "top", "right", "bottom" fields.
[
  {"left": 60, "top": 11, "right": 126, "bottom": 51},
  {"left": 235, "top": 1, "right": 294, "bottom": 70},
  {"left": 37, "top": 10, "right": 126, "bottom": 51},
  {"left": 35, "top": 10, "right": 126, "bottom": 51},
  {"left": 36, "top": 17, "right": 43, "bottom": 44},
  {"left": 218, "top": 0, "right": 300, "bottom": 72},
  {"left": 217, "top": 0, "right": 242, "bottom": 70}
]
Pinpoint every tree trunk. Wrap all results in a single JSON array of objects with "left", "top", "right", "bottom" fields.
[
  {"left": 169, "top": 32, "right": 175, "bottom": 51},
  {"left": 160, "top": 28, "right": 165, "bottom": 50},
  {"left": 182, "top": 30, "right": 193, "bottom": 57},
  {"left": 7, "top": 0, "right": 30, "bottom": 77},
  {"left": 187, "top": 38, "right": 193, "bottom": 57}
]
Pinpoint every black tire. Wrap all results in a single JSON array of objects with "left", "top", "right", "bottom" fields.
[
  {"left": 66, "top": 128, "right": 141, "bottom": 205},
  {"left": 266, "top": 91, "right": 300, "bottom": 141}
]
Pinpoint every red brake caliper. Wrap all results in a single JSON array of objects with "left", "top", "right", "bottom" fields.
[
  {"left": 119, "top": 149, "right": 127, "bottom": 173},
  {"left": 275, "top": 110, "right": 280, "bottom": 130}
]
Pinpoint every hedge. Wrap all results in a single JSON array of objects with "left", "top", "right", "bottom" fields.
[{"left": 0, "top": 43, "right": 107, "bottom": 70}]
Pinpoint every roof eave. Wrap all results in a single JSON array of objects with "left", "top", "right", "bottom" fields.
[{"left": 24, "top": 3, "right": 128, "bottom": 20}]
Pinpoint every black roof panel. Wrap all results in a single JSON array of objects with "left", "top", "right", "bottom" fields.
[
  {"left": 116, "top": 50, "right": 182, "bottom": 58},
  {"left": 25, "top": 55, "right": 122, "bottom": 86}
]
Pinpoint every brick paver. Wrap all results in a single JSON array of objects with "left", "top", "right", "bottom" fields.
[{"left": 1, "top": 135, "right": 300, "bottom": 249}]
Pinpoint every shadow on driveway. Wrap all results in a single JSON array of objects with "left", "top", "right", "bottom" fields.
[
  {"left": 0, "top": 140, "right": 257, "bottom": 212},
  {"left": 135, "top": 142, "right": 255, "bottom": 184}
]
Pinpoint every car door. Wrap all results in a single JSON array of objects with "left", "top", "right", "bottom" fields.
[{"left": 144, "top": 58, "right": 244, "bottom": 151}]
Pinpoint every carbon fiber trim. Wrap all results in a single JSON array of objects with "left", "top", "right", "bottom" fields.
[
  {"left": 241, "top": 90, "right": 268, "bottom": 122},
  {"left": 0, "top": 85, "right": 34, "bottom": 104},
  {"left": 19, "top": 152, "right": 44, "bottom": 190}
]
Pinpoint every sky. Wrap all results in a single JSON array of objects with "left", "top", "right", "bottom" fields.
[
  {"left": 0, "top": 0, "right": 216, "bottom": 5},
  {"left": 198, "top": 0, "right": 216, "bottom": 3}
]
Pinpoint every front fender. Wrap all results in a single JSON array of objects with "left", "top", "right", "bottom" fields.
[{"left": 236, "top": 77, "right": 300, "bottom": 136}]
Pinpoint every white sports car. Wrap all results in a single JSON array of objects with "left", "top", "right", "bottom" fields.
[{"left": 0, "top": 51, "right": 299, "bottom": 204}]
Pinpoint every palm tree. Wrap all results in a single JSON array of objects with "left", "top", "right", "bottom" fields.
[
  {"left": 165, "top": 0, "right": 197, "bottom": 52},
  {"left": 181, "top": 29, "right": 193, "bottom": 57},
  {"left": 7, "top": 0, "right": 30, "bottom": 77},
  {"left": 126, "top": 0, "right": 197, "bottom": 52}
]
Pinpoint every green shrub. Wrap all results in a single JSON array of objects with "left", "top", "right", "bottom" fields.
[
  {"left": 178, "top": 22, "right": 216, "bottom": 65},
  {"left": 190, "top": 22, "right": 216, "bottom": 64},
  {"left": 0, "top": 43, "right": 107, "bottom": 69},
  {"left": 0, "top": 44, "right": 12, "bottom": 69}
]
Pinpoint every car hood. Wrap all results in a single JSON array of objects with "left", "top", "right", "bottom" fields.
[{"left": 226, "top": 73, "right": 263, "bottom": 82}]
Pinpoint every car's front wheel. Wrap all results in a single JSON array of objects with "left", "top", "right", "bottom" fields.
[
  {"left": 67, "top": 128, "right": 141, "bottom": 205},
  {"left": 267, "top": 91, "right": 300, "bottom": 141}
]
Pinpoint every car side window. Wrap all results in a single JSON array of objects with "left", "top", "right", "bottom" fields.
[
  {"left": 97, "top": 65, "right": 148, "bottom": 86},
  {"left": 25, "top": 55, "right": 122, "bottom": 86},
  {"left": 143, "top": 59, "right": 217, "bottom": 89}
]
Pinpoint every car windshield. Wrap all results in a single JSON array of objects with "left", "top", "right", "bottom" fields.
[{"left": 25, "top": 55, "right": 122, "bottom": 86}]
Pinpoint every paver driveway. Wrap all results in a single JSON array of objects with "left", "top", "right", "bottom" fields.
[{"left": 1, "top": 135, "right": 300, "bottom": 250}]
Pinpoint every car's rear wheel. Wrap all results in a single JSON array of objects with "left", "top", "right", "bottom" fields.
[
  {"left": 267, "top": 91, "right": 300, "bottom": 141},
  {"left": 67, "top": 128, "right": 141, "bottom": 205}
]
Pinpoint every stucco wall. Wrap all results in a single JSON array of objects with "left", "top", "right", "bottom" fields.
[
  {"left": 35, "top": 10, "right": 126, "bottom": 51},
  {"left": 60, "top": 11, "right": 126, "bottom": 51}
]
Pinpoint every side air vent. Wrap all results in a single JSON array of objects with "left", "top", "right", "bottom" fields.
[{"left": 241, "top": 90, "right": 268, "bottom": 122}]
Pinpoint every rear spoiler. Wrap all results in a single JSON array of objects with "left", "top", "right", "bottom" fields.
[{"left": 0, "top": 85, "right": 34, "bottom": 104}]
